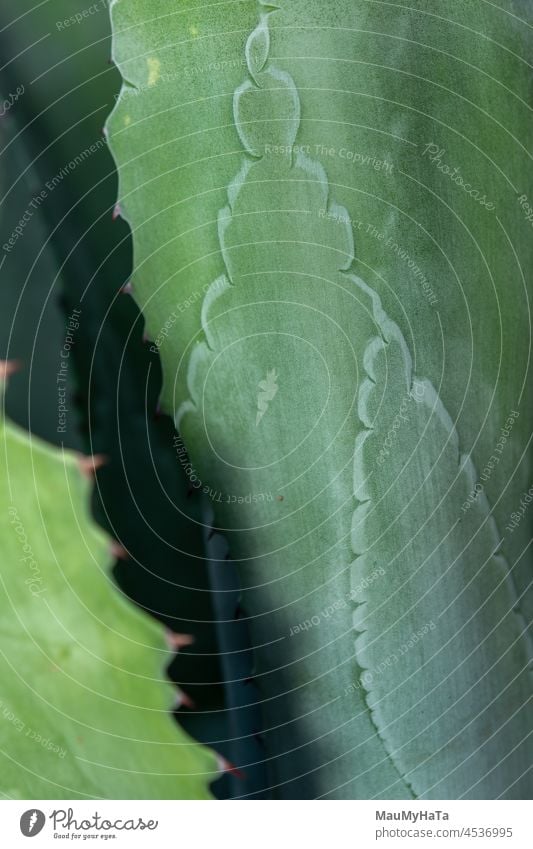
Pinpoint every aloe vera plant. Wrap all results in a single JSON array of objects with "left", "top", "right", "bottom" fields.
[
  {"left": 0, "top": 365, "right": 217, "bottom": 799},
  {"left": 0, "top": 2, "right": 248, "bottom": 796},
  {"left": 107, "top": 0, "right": 533, "bottom": 799},
  {"left": 1, "top": 0, "right": 249, "bottom": 765}
]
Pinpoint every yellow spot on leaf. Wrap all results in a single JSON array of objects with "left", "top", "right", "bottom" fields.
[
  {"left": 146, "top": 57, "right": 161, "bottom": 87},
  {"left": 189, "top": 25, "right": 199, "bottom": 37},
  {"left": 123, "top": 115, "right": 131, "bottom": 127}
]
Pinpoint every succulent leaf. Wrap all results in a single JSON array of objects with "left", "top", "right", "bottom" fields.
[
  {"left": 0, "top": 369, "right": 217, "bottom": 799},
  {"left": 107, "top": 0, "right": 533, "bottom": 798}
]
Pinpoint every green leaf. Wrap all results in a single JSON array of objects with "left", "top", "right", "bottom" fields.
[
  {"left": 107, "top": 0, "right": 533, "bottom": 798},
  {"left": 0, "top": 372, "right": 217, "bottom": 799},
  {"left": 0, "top": 0, "right": 227, "bottom": 737},
  {"left": 351, "top": 288, "right": 531, "bottom": 799}
]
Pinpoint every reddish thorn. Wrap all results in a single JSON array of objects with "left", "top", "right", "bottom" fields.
[
  {"left": 0, "top": 360, "right": 22, "bottom": 381},
  {"left": 142, "top": 331, "right": 153, "bottom": 344},
  {"left": 165, "top": 630, "right": 195, "bottom": 651},
  {"left": 121, "top": 281, "right": 133, "bottom": 295},
  {"left": 175, "top": 689, "right": 195, "bottom": 710},
  {"left": 277, "top": 495, "right": 284, "bottom": 502},
  {"left": 216, "top": 756, "right": 245, "bottom": 780},
  {"left": 77, "top": 453, "right": 108, "bottom": 479},
  {"left": 112, "top": 203, "right": 122, "bottom": 221},
  {"left": 110, "top": 541, "right": 129, "bottom": 561}
]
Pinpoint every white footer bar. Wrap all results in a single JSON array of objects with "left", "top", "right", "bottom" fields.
[{"left": 1, "top": 799, "right": 531, "bottom": 848}]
